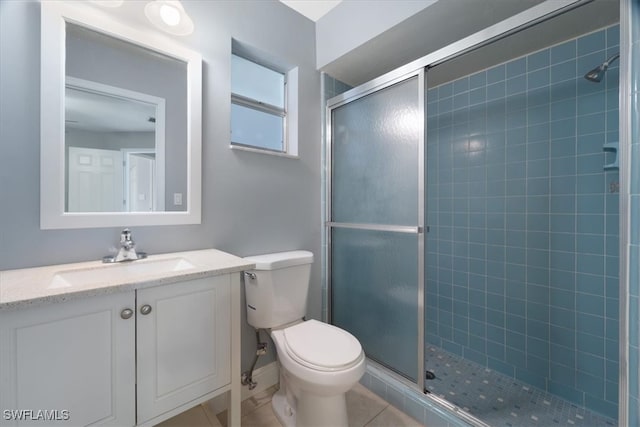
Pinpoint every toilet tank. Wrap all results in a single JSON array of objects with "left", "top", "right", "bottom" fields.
[{"left": 243, "top": 250, "right": 313, "bottom": 329}]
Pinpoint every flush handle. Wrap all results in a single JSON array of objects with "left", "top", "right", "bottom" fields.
[
  {"left": 244, "top": 272, "right": 256, "bottom": 280},
  {"left": 120, "top": 308, "right": 134, "bottom": 320},
  {"left": 140, "top": 304, "right": 152, "bottom": 315}
]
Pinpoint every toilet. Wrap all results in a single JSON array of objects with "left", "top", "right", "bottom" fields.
[{"left": 243, "top": 250, "right": 365, "bottom": 427}]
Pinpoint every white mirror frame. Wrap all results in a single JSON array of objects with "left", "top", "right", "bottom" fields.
[{"left": 40, "top": 1, "right": 202, "bottom": 229}]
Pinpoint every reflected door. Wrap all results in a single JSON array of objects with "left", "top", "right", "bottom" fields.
[
  {"left": 329, "top": 72, "right": 424, "bottom": 385},
  {"left": 126, "top": 152, "right": 156, "bottom": 212},
  {"left": 67, "top": 146, "right": 123, "bottom": 212}
]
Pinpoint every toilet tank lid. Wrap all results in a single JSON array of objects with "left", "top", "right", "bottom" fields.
[{"left": 244, "top": 250, "right": 313, "bottom": 270}]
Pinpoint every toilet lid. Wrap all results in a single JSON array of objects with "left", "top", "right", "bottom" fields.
[{"left": 282, "top": 319, "right": 363, "bottom": 371}]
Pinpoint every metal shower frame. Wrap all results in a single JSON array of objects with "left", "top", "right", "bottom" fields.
[{"left": 326, "top": 68, "right": 426, "bottom": 390}]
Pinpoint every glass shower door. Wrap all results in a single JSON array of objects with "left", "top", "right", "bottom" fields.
[{"left": 328, "top": 71, "right": 424, "bottom": 385}]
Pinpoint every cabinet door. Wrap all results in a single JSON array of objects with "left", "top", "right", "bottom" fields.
[
  {"left": 0, "top": 292, "right": 136, "bottom": 427},
  {"left": 136, "top": 275, "right": 231, "bottom": 424}
]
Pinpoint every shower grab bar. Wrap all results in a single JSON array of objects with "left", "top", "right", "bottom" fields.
[{"left": 326, "top": 222, "right": 422, "bottom": 234}]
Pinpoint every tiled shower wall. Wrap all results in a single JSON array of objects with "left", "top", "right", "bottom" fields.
[{"left": 425, "top": 25, "right": 620, "bottom": 418}]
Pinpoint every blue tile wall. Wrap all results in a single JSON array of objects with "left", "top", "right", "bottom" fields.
[
  {"left": 426, "top": 26, "right": 620, "bottom": 419},
  {"left": 323, "top": 74, "right": 353, "bottom": 100},
  {"left": 628, "top": 0, "right": 640, "bottom": 424}
]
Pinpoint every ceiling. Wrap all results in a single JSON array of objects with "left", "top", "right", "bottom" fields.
[
  {"left": 315, "top": 0, "right": 619, "bottom": 87},
  {"left": 279, "top": 0, "right": 342, "bottom": 21},
  {"left": 66, "top": 87, "right": 156, "bottom": 133}
]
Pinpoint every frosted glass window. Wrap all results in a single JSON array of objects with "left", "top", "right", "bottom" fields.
[
  {"left": 231, "top": 104, "right": 283, "bottom": 152},
  {"left": 231, "top": 55, "right": 284, "bottom": 108},
  {"left": 231, "top": 54, "right": 286, "bottom": 152}
]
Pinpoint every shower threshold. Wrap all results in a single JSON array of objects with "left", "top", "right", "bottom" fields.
[{"left": 424, "top": 346, "right": 616, "bottom": 427}]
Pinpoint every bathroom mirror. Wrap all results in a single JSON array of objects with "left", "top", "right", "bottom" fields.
[{"left": 40, "top": 1, "right": 202, "bottom": 229}]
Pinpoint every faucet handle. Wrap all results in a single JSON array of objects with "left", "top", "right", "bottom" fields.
[
  {"left": 105, "top": 228, "right": 144, "bottom": 263},
  {"left": 120, "top": 228, "right": 135, "bottom": 249}
]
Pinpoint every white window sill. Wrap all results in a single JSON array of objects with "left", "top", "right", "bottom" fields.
[{"left": 229, "top": 144, "right": 299, "bottom": 159}]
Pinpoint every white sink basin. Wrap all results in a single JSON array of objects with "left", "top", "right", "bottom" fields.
[{"left": 48, "top": 258, "right": 196, "bottom": 289}]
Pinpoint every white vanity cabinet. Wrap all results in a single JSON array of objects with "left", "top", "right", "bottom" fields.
[
  {"left": 0, "top": 291, "right": 137, "bottom": 427},
  {"left": 136, "top": 275, "right": 231, "bottom": 425},
  {"left": 0, "top": 253, "right": 246, "bottom": 427}
]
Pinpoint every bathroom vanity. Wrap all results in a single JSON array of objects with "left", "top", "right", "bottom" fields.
[{"left": 0, "top": 249, "right": 253, "bottom": 427}]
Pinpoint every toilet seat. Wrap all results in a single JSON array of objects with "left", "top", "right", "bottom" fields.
[{"left": 281, "top": 319, "right": 363, "bottom": 372}]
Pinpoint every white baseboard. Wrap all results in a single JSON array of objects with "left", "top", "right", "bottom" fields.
[{"left": 206, "top": 362, "right": 280, "bottom": 415}]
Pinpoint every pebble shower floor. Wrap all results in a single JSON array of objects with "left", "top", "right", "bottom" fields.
[{"left": 424, "top": 346, "right": 617, "bottom": 427}]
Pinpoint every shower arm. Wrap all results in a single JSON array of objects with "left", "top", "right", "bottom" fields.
[{"left": 603, "top": 53, "right": 620, "bottom": 68}]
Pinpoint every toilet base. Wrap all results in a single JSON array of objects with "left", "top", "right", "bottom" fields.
[
  {"left": 297, "top": 390, "right": 348, "bottom": 427},
  {"left": 271, "top": 382, "right": 349, "bottom": 427},
  {"left": 272, "top": 388, "right": 296, "bottom": 427}
]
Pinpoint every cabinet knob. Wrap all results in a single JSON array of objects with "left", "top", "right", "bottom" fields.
[
  {"left": 140, "top": 304, "right": 152, "bottom": 315},
  {"left": 120, "top": 308, "right": 134, "bottom": 319}
]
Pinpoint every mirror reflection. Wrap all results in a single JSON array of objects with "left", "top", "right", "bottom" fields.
[
  {"left": 65, "top": 81, "right": 163, "bottom": 212},
  {"left": 64, "top": 23, "right": 188, "bottom": 213}
]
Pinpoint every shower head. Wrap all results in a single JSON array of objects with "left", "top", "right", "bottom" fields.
[{"left": 584, "top": 53, "right": 620, "bottom": 83}]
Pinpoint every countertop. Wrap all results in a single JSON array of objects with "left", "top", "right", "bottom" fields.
[{"left": 0, "top": 249, "right": 255, "bottom": 312}]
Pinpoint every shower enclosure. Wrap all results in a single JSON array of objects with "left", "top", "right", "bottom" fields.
[{"left": 326, "top": 1, "right": 623, "bottom": 426}]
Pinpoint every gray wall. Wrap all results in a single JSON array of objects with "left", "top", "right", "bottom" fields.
[{"left": 0, "top": 0, "right": 321, "bottom": 372}]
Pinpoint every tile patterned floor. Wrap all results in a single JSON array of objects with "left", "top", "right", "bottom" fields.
[
  {"left": 157, "top": 383, "right": 423, "bottom": 427},
  {"left": 424, "top": 346, "right": 617, "bottom": 427}
]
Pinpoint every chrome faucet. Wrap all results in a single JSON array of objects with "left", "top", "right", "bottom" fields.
[{"left": 102, "top": 228, "right": 148, "bottom": 263}]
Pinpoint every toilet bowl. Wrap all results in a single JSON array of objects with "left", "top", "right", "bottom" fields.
[
  {"left": 243, "top": 251, "right": 366, "bottom": 427},
  {"left": 270, "top": 320, "right": 366, "bottom": 427}
]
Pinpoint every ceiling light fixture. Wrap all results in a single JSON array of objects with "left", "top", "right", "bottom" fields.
[
  {"left": 89, "top": 0, "right": 124, "bottom": 7},
  {"left": 144, "top": 0, "right": 194, "bottom": 36}
]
